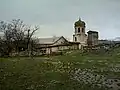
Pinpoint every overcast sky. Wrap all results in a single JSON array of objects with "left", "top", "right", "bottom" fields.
[{"left": 0, "top": 0, "right": 120, "bottom": 40}]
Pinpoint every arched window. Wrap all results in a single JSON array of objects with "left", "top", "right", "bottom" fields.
[
  {"left": 75, "top": 37, "right": 77, "bottom": 41},
  {"left": 78, "top": 28, "right": 80, "bottom": 33},
  {"left": 82, "top": 28, "right": 84, "bottom": 33}
]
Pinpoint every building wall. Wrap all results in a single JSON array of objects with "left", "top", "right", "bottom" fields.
[
  {"left": 87, "top": 31, "right": 98, "bottom": 46},
  {"left": 46, "top": 48, "right": 51, "bottom": 54},
  {"left": 53, "top": 37, "right": 68, "bottom": 45},
  {"left": 73, "top": 34, "right": 87, "bottom": 43},
  {"left": 73, "top": 34, "right": 87, "bottom": 49},
  {"left": 51, "top": 47, "right": 59, "bottom": 52},
  {"left": 45, "top": 44, "right": 79, "bottom": 54}
]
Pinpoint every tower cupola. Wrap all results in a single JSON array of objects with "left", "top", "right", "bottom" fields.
[{"left": 74, "top": 18, "right": 86, "bottom": 27}]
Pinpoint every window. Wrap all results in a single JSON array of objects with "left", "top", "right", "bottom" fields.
[
  {"left": 40, "top": 49, "right": 46, "bottom": 54},
  {"left": 82, "top": 28, "right": 84, "bottom": 33},
  {"left": 43, "top": 50, "right": 46, "bottom": 53},
  {"left": 78, "top": 28, "right": 80, "bottom": 33},
  {"left": 75, "top": 37, "right": 77, "bottom": 41}
]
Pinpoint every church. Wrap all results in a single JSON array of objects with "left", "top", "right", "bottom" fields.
[
  {"left": 37, "top": 18, "right": 99, "bottom": 54},
  {"left": 73, "top": 18, "right": 88, "bottom": 47}
]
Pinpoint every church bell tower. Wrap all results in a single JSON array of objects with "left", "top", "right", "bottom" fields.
[{"left": 73, "top": 18, "right": 87, "bottom": 46}]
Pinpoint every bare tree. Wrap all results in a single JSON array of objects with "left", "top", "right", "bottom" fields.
[
  {"left": 0, "top": 21, "right": 12, "bottom": 56},
  {"left": 24, "top": 25, "right": 39, "bottom": 56},
  {"left": 0, "top": 19, "right": 26, "bottom": 55},
  {"left": 0, "top": 19, "right": 39, "bottom": 57}
]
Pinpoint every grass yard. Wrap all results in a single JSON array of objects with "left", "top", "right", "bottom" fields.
[{"left": 0, "top": 48, "right": 120, "bottom": 90}]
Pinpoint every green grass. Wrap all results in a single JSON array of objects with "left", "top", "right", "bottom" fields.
[{"left": 0, "top": 48, "right": 120, "bottom": 90}]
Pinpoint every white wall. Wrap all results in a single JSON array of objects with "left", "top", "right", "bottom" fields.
[{"left": 53, "top": 37, "right": 67, "bottom": 45}]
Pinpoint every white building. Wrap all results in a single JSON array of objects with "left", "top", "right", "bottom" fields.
[
  {"left": 36, "top": 36, "right": 80, "bottom": 54},
  {"left": 73, "top": 18, "right": 87, "bottom": 47}
]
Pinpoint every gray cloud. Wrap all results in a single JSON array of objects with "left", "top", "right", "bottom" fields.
[{"left": 0, "top": 0, "right": 120, "bottom": 40}]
